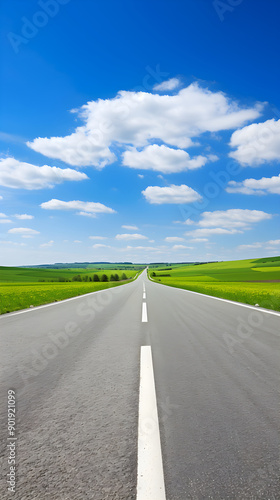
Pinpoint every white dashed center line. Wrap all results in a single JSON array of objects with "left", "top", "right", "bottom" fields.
[
  {"left": 142, "top": 302, "right": 148, "bottom": 323},
  {"left": 137, "top": 346, "right": 166, "bottom": 499}
]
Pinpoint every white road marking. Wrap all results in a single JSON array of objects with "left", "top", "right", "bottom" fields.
[
  {"left": 149, "top": 278, "right": 280, "bottom": 317},
  {"left": 137, "top": 346, "right": 166, "bottom": 500},
  {"left": 143, "top": 292, "right": 146, "bottom": 300},
  {"left": 142, "top": 302, "right": 148, "bottom": 322},
  {"left": 143, "top": 283, "right": 146, "bottom": 292}
]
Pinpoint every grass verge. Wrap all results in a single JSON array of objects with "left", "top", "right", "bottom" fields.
[{"left": 148, "top": 258, "right": 280, "bottom": 312}]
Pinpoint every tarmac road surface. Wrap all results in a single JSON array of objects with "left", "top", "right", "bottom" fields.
[{"left": 0, "top": 270, "right": 279, "bottom": 499}]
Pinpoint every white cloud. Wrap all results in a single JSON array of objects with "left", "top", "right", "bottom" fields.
[
  {"left": 207, "top": 154, "right": 219, "bottom": 162},
  {"left": 74, "top": 240, "right": 82, "bottom": 243},
  {"left": 89, "top": 236, "right": 108, "bottom": 240},
  {"left": 185, "top": 209, "right": 272, "bottom": 238},
  {"left": 226, "top": 174, "right": 280, "bottom": 195},
  {"left": 0, "top": 240, "right": 26, "bottom": 246},
  {"left": 153, "top": 78, "right": 181, "bottom": 91},
  {"left": 237, "top": 240, "right": 280, "bottom": 251},
  {"left": 92, "top": 243, "right": 111, "bottom": 249},
  {"left": 267, "top": 239, "right": 280, "bottom": 245},
  {"left": 125, "top": 245, "right": 160, "bottom": 251},
  {"left": 115, "top": 233, "right": 148, "bottom": 241},
  {"left": 196, "top": 209, "right": 272, "bottom": 229},
  {"left": 122, "top": 225, "right": 139, "bottom": 230},
  {"left": 142, "top": 184, "right": 202, "bottom": 204},
  {"left": 40, "top": 199, "right": 116, "bottom": 216},
  {"left": 191, "top": 238, "right": 209, "bottom": 242},
  {"left": 14, "top": 214, "right": 34, "bottom": 220},
  {"left": 0, "top": 213, "right": 8, "bottom": 218},
  {"left": 0, "top": 158, "right": 88, "bottom": 190},
  {"left": 122, "top": 144, "right": 207, "bottom": 173},
  {"left": 27, "top": 83, "right": 262, "bottom": 168},
  {"left": 40, "top": 240, "right": 54, "bottom": 248},
  {"left": 0, "top": 219, "right": 12, "bottom": 224},
  {"left": 183, "top": 218, "right": 195, "bottom": 225},
  {"left": 0, "top": 196, "right": 3, "bottom": 200},
  {"left": 27, "top": 131, "right": 116, "bottom": 169},
  {"left": 8, "top": 227, "right": 40, "bottom": 236},
  {"left": 186, "top": 228, "right": 242, "bottom": 237},
  {"left": 229, "top": 118, "right": 280, "bottom": 166},
  {"left": 237, "top": 243, "right": 263, "bottom": 250},
  {"left": 138, "top": 174, "right": 144, "bottom": 179},
  {"left": 172, "top": 245, "right": 191, "bottom": 251},
  {"left": 78, "top": 211, "right": 98, "bottom": 218},
  {"left": 165, "top": 236, "right": 185, "bottom": 242}
]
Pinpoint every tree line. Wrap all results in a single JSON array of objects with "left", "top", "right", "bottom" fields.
[{"left": 38, "top": 273, "right": 129, "bottom": 283}]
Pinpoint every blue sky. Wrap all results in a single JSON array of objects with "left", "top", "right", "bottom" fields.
[{"left": 0, "top": 0, "right": 279, "bottom": 265}]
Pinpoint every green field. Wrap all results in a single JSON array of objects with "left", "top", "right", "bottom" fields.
[
  {"left": 0, "top": 266, "right": 142, "bottom": 314},
  {"left": 148, "top": 256, "right": 280, "bottom": 312}
]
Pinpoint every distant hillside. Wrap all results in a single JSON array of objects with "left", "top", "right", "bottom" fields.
[{"left": 20, "top": 262, "right": 140, "bottom": 270}]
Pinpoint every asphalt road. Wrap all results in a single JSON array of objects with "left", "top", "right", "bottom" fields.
[{"left": 0, "top": 271, "right": 279, "bottom": 499}]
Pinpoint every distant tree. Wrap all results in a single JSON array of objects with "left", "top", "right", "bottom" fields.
[
  {"left": 82, "top": 275, "right": 89, "bottom": 282},
  {"left": 89, "top": 276, "right": 92, "bottom": 281},
  {"left": 101, "top": 274, "right": 108, "bottom": 282},
  {"left": 114, "top": 274, "right": 119, "bottom": 281},
  {"left": 151, "top": 272, "right": 156, "bottom": 277},
  {"left": 110, "top": 274, "right": 116, "bottom": 281},
  {"left": 121, "top": 273, "right": 127, "bottom": 280},
  {"left": 93, "top": 274, "right": 100, "bottom": 282}
]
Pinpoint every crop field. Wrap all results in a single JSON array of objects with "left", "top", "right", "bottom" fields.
[
  {"left": 0, "top": 267, "right": 141, "bottom": 314},
  {"left": 149, "top": 256, "right": 280, "bottom": 312}
]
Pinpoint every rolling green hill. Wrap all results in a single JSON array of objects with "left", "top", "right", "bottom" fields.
[{"left": 149, "top": 257, "right": 280, "bottom": 312}]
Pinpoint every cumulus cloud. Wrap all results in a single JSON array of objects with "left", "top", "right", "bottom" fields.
[
  {"left": 153, "top": 78, "right": 181, "bottom": 91},
  {"left": 185, "top": 209, "right": 272, "bottom": 238},
  {"left": 267, "top": 239, "right": 280, "bottom": 245},
  {"left": 0, "top": 219, "right": 12, "bottom": 224},
  {"left": 237, "top": 243, "right": 263, "bottom": 250},
  {"left": 125, "top": 245, "right": 160, "bottom": 251},
  {"left": 40, "top": 199, "right": 116, "bottom": 216},
  {"left": 226, "top": 174, "right": 280, "bottom": 195},
  {"left": 172, "top": 245, "right": 191, "bottom": 251},
  {"left": 237, "top": 239, "right": 280, "bottom": 252},
  {"left": 0, "top": 158, "right": 88, "bottom": 190},
  {"left": 115, "top": 233, "right": 148, "bottom": 241},
  {"left": 186, "top": 228, "right": 242, "bottom": 237},
  {"left": 191, "top": 238, "right": 209, "bottom": 242},
  {"left": 89, "top": 236, "right": 108, "bottom": 240},
  {"left": 196, "top": 209, "right": 271, "bottom": 229},
  {"left": 14, "top": 214, "right": 34, "bottom": 220},
  {"left": 122, "top": 144, "right": 208, "bottom": 173},
  {"left": 142, "top": 184, "right": 202, "bottom": 204},
  {"left": 173, "top": 218, "right": 195, "bottom": 225},
  {"left": 183, "top": 218, "right": 195, "bottom": 225},
  {"left": 92, "top": 243, "right": 111, "bottom": 249},
  {"left": 27, "top": 83, "right": 262, "bottom": 168},
  {"left": 165, "top": 236, "right": 185, "bottom": 242},
  {"left": 122, "top": 225, "right": 139, "bottom": 230},
  {"left": 40, "top": 240, "right": 54, "bottom": 248},
  {"left": 229, "top": 118, "right": 280, "bottom": 166},
  {"left": 8, "top": 227, "right": 40, "bottom": 236}
]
